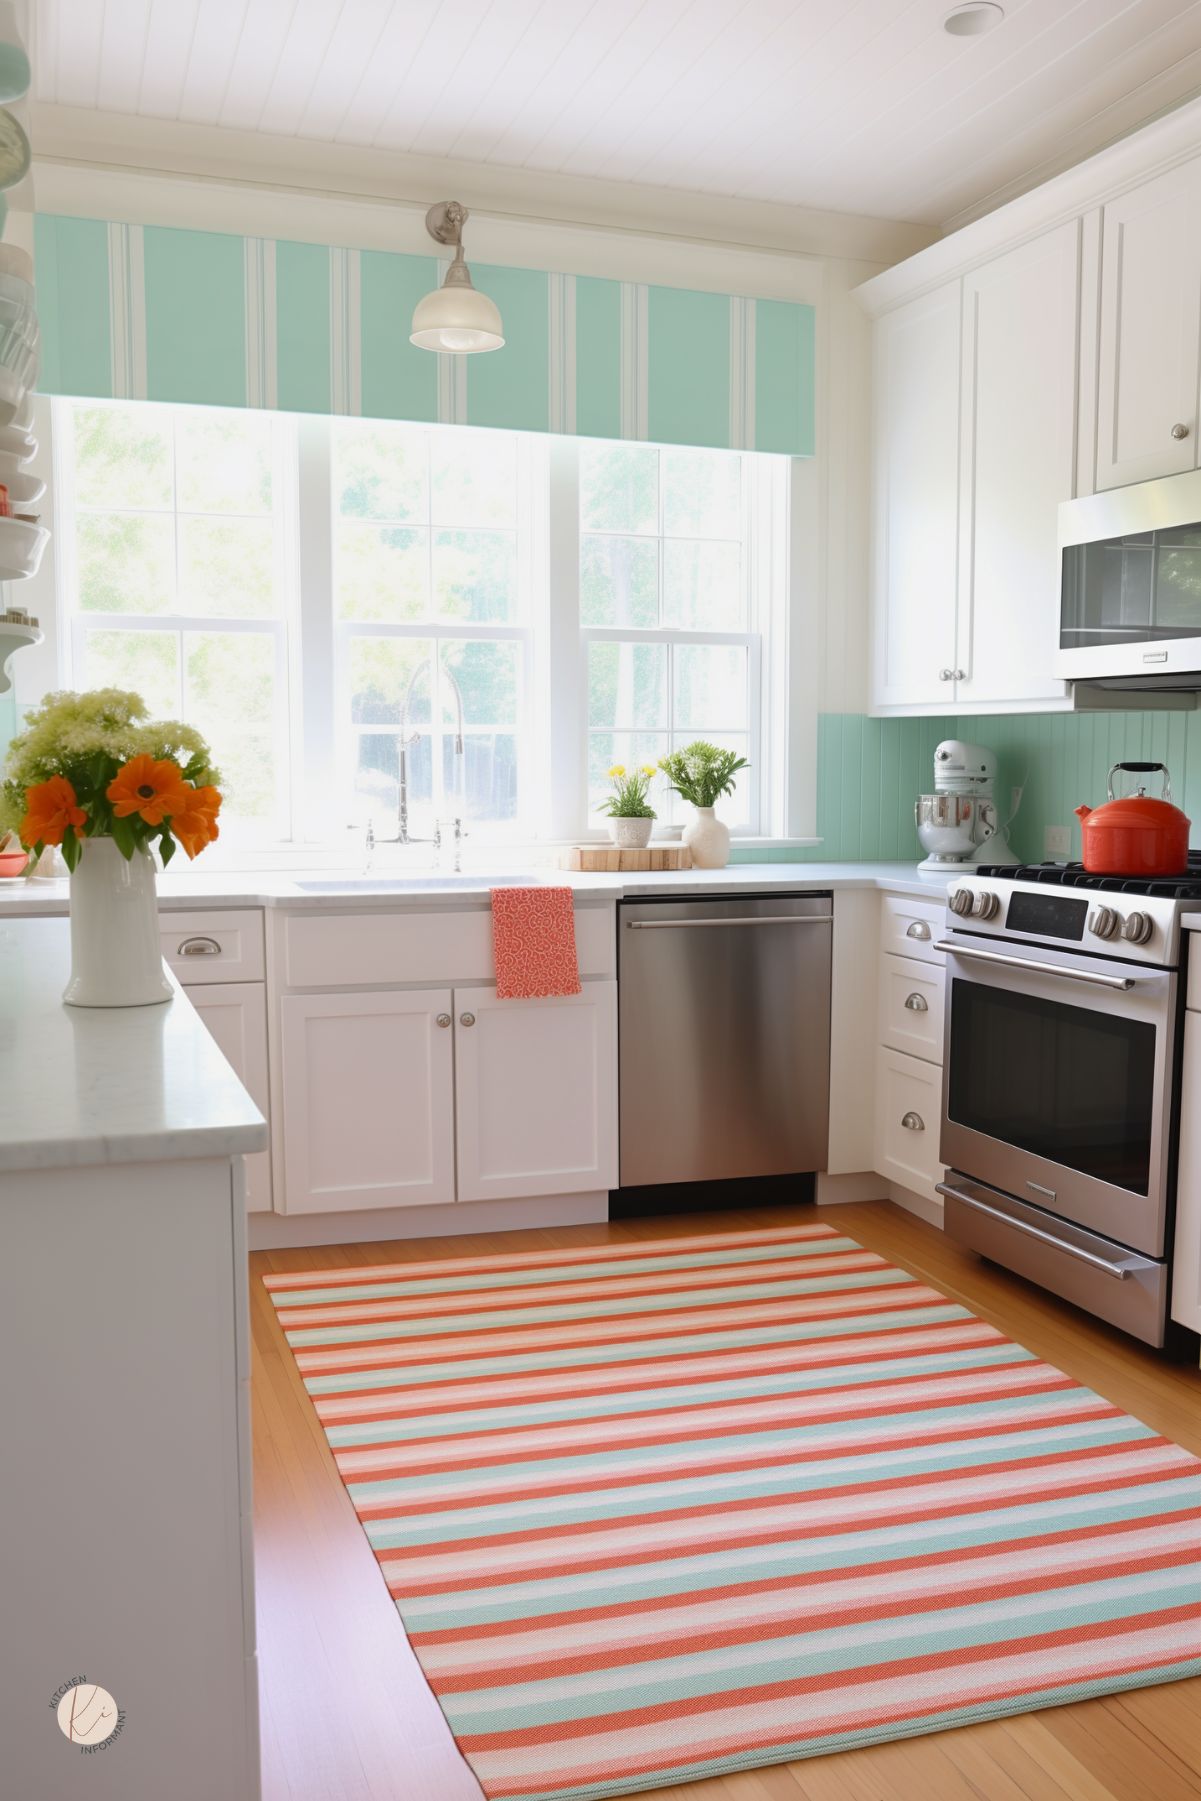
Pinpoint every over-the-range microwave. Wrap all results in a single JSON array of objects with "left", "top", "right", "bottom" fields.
[{"left": 1057, "top": 468, "right": 1201, "bottom": 689}]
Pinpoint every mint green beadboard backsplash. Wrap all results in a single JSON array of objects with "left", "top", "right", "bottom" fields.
[
  {"left": 34, "top": 215, "right": 815, "bottom": 456},
  {"left": 730, "top": 711, "right": 1201, "bottom": 867}
]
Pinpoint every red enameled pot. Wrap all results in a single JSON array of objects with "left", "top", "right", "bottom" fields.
[{"left": 1075, "top": 762, "right": 1191, "bottom": 878}]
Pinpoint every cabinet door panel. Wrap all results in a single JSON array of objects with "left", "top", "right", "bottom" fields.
[
  {"left": 1096, "top": 159, "right": 1201, "bottom": 491},
  {"left": 872, "top": 284, "right": 961, "bottom": 709},
  {"left": 280, "top": 989, "right": 454, "bottom": 1213},
  {"left": 188, "top": 982, "right": 273, "bottom": 1213},
  {"left": 957, "top": 222, "right": 1077, "bottom": 708},
  {"left": 455, "top": 983, "right": 617, "bottom": 1203}
]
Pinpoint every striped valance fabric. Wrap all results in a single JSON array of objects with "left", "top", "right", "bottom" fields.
[{"left": 33, "top": 214, "right": 815, "bottom": 454}]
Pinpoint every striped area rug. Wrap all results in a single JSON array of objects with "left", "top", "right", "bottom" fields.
[{"left": 263, "top": 1222, "right": 1201, "bottom": 1801}]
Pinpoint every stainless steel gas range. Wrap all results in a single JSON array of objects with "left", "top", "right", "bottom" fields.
[{"left": 936, "top": 859, "right": 1201, "bottom": 1347}]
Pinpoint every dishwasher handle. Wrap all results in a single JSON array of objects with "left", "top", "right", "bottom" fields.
[{"left": 626, "top": 914, "right": 832, "bottom": 930}]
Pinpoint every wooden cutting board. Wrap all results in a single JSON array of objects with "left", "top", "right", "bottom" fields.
[{"left": 559, "top": 844, "right": 693, "bottom": 872}]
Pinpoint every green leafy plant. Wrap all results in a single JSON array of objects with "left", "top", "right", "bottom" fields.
[
  {"left": 598, "top": 762, "right": 657, "bottom": 819},
  {"left": 659, "top": 741, "right": 749, "bottom": 810}
]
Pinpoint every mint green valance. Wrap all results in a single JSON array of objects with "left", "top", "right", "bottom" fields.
[{"left": 34, "top": 214, "right": 814, "bottom": 456}]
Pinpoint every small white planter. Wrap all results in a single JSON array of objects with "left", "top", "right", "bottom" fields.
[
  {"left": 682, "top": 806, "right": 731, "bottom": 869},
  {"left": 64, "top": 837, "right": 173, "bottom": 1008},
  {"left": 607, "top": 816, "right": 654, "bottom": 850}
]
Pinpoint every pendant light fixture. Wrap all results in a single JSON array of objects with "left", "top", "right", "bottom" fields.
[{"left": 410, "top": 201, "right": 504, "bottom": 354}]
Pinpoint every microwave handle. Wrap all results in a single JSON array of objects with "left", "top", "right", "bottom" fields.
[{"left": 934, "top": 939, "right": 1135, "bottom": 991}]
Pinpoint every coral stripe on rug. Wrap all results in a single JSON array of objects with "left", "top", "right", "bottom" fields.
[{"left": 262, "top": 1222, "right": 1201, "bottom": 1801}]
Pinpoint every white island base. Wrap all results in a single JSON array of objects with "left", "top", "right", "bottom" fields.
[{"left": 0, "top": 919, "right": 265, "bottom": 1801}]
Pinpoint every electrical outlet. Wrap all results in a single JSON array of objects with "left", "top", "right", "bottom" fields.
[{"left": 1044, "top": 825, "right": 1071, "bottom": 857}]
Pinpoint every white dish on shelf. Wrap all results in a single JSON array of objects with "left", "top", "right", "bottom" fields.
[
  {"left": 0, "top": 466, "right": 42, "bottom": 507},
  {"left": 0, "top": 421, "right": 33, "bottom": 461},
  {"left": 0, "top": 514, "right": 48, "bottom": 579}
]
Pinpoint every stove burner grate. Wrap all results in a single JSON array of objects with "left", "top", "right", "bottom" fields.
[{"left": 972, "top": 857, "right": 1201, "bottom": 900}]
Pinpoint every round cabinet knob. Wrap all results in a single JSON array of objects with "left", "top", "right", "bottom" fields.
[
  {"left": 435, "top": 1012, "right": 452, "bottom": 1028},
  {"left": 939, "top": 668, "right": 955, "bottom": 682},
  {"left": 1121, "top": 910, "right": 1153, "bottom": 945},
  {"left": 971, "top": 890, "right": 1000, "bottom": 920},
  {"left": 900, "top": 1111, "right": 925, "bottom": 1132},
  {"left": 1088, "top": 905, "right": 1120, "bottom": 940},
  {"left": 949, "top": 888, "right": 974, "bottom": 917},
  {"left": 1172, "top": 422, "right": 1191, "bottom": 440},
  {"left": 459, "top": 1011, "right": 476, "bottom": 1028}
]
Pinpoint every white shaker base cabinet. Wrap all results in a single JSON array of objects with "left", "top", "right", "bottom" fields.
[
  {"left": 280, "top": 988, "right": 456, "bottom": 1214},
  {"left": 1096, "top": 157, "right": 1201, "bottom": 492},
  {"left": 189, "top": 982, "right": 273, "bottom": 1213},
  {"left": 1171, "top": 1010, "right": 1201, "bottom": 1335},
  {"left": 455, "top": 983, "right": 618, "bottom": 1202}
]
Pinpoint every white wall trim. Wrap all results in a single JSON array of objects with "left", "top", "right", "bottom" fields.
[
  {"left": 30, "top": 101, "right": 934, "bottom": 271},
  {"left": 855, "top": 91, "right": 1201, "bottom": 317},
  {"left": 34, "top": 158, "right": 873, "bottom": 309},
  {"left": 248, "top": 1189, "right": 609, "bottom": 1248}
]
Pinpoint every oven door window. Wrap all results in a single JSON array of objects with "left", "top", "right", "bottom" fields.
[{"left": 947, "top": 979, "right": 1155, "bottom": 1194}]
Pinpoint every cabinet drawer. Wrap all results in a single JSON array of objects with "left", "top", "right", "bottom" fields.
[
  {"left": 879, "top": 954, "right": 945, "bottom": 1063},
  {"left": 160, "top": 910, "right": 265, "bottom": 985},
  {"left": 875, "top": 1047, "right": 944, "bottom": 1199},
  {"left": 282, "top": 903, "right": 614, "bottom": 989},
  {"left": 879, "top": 893, "right": 946, "bottom": 964}
]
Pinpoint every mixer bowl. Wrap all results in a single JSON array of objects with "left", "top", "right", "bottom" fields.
[{"left": 915, "top": 792, "right": 980, "bottom": 862}]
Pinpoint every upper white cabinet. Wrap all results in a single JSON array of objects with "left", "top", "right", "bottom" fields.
[
  {"left": 1096, "top": 159, "right": 1201, "bottom": 492},
  {"left": 955, "top": 223, "right": 1078, "bottom": 708},
  {"left": 870, "top": 235, "right": 1076, "bottom": 715},
  {"left": 455, "top": 984, "right": 618, "bottom": 1203},
  {"left": 871, "top": 284, "right": 962, "bottom": 710}
]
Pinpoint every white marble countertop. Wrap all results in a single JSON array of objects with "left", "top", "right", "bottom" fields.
[
  {"left": 0, "top": 918, "right": 268, "bottom": 1173},
  {"left": 0, "top": 859, "right": 954, "bottom": 913}
]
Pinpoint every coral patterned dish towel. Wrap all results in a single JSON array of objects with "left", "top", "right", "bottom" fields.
[{"left": 490, "top": 885, "right": 582, "bottom": 1000}]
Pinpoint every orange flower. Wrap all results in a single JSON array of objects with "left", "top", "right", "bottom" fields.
[
  {"left": 19, "top": 775, "right": 87, "bottom": 848},
  {"left": 106, "top": 754, "right": 191, "bottom": 827},
  {"left": 169, "top": 784, "right": 222, "bottom": 860}
]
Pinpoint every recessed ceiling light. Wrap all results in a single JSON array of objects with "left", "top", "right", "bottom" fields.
[{"left": 943, "top": 2, "right": 1005, "bottom": 35}]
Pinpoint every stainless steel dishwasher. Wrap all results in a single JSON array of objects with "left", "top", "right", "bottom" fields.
[{"left": 618, "top": 892, "right": 832, "bottom": 1187}]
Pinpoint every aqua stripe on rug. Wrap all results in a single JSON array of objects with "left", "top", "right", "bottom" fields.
[{"left": 263, "top": 1222, "right": 1201, "bottom": 1800}]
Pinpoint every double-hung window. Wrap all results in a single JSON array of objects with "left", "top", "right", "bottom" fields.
[
  {"left": 45, "top": 400, "right": 788, "bottom": 849},
  {"left": 580, "top": 443, "right": 761, "bottom": 831},
  {"left": 331, "top": 421, "right": 532, "bottom": 843},
  {"left": 57, "top": 401, "right": 293, "bottom": 838}
]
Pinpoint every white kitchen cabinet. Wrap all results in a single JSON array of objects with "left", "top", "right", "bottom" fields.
[
  {"left": 878, "top": 953, "right": 945, "bottom": 1064},
  {"left": 188, "top": 982, "right": 273, "bottom": 1213},
  {"left": 1096, "top": 158, "right": 1201, "bottom": 492},
  {"left": 279, "top": 988, "right": 455, "bottom": 1214},
  {"left": 875, "top": 1046, "right": 944, "bottom": 1201},
  {"left": 871, "top": 282, "right": 963, "bottom": 709},
  {"left": 955, "top": 224, "right": 1077, "bottom": 707},
  {"left": 1171, "top": 1009, "right": 1201, "bottom": 1333},
  {"left": 454, "top": 982, "right": 618, "bottom": 1202}
]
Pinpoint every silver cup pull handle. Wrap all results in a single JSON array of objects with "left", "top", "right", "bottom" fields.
[
  {"left": 178, "top": 936, "right": 222, "bottom": 957},
  {"left": 901, "top": 1111, "right": 925, "bottom": 1132},
  {"left": 906, "top": 920, "right": 932, "bottom": 942},
  {"left": 904, "top": 992, "right": 929, "bottom": 1013}
]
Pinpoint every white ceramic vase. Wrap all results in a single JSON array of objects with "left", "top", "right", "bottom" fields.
[
  {"left": 608, "top": 816, "right": 654, "bottom": 850},
  {"left": 64, "top": 837, "right": 173, "bottom": 1009},
  {"left": 682, "top": 806, "right": 730, "bottom": 869}
]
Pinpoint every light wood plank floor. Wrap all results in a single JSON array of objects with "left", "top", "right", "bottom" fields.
[{"left": 251, "top": 1200, "right": 1201, "bottom": 1801}]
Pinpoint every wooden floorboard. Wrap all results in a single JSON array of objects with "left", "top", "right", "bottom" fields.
[{"left": 250, "top": 1199, "right": 1201, "bottom": 1801}]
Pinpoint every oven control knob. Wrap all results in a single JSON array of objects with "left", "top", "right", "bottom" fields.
[
  {"left": 1088, "top": 905, "right": 1120, "bottom": 940},
  {"left": 971, "top": 890, "right": 1000, "bottom": 920},
  {"left": 1121, "top": 910, "right": 1153, "bottom": 945},
  {"left": 949, "top": 887, "right": 974, "bottom": 917}
]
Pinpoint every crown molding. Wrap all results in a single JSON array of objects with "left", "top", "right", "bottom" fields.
[
  {"left": 28, "top": 101, "right": 936, "bottom": 272},
  {"left": 855, "top": 91, "right": 1201, "bottom": 317}
]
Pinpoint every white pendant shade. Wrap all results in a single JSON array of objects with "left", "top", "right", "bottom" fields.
[{"left": 410, "top": 277, "right": 504, "bottom": 354}]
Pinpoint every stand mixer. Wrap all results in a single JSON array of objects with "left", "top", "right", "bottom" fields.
[{"left": 915, "top": 739, "right": 1020, "bottom": 872}]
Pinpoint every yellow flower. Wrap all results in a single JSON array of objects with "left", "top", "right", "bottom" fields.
[
  {"left": 607, "top": 764, "right": 627, "bottom": 778},
  {"left": 640, "top": 764, "right": 657, "bottom": 777}
]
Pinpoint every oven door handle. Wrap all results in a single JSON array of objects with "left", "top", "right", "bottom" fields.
[
  {"left": 934, "top": 940, "right": 1135, "bottom": 991},
  {"left": 936, "top": 1182, "right": 1139, "bottom": 1279}
]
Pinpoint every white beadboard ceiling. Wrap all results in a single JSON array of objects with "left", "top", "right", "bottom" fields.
[{"left": 31, "top": 0, "right": 1201, "bottom": 228}]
